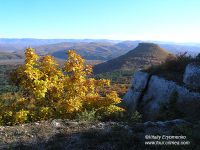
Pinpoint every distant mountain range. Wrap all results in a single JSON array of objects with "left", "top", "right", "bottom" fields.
[
  {"left": 33, "top": 41, "right": 136, "bottom": 60},
  {"left": 93, "top": 43, "right": 171, "bottom": 74},
  {"left": 0, "top": 38, "right": 120, "bottom": 52},
  {"left": 0, "top": 39, "right": 199, "bottom": 62}
]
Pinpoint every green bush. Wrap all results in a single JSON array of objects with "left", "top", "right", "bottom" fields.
[{"left": 76, "top": 109, "right": 99, "bottom": 122}]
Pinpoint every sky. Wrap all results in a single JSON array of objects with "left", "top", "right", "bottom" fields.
[{"left": 0, "top": 0, "right": 200, "bottom": 42}]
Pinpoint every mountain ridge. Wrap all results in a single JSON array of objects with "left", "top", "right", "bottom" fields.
[{"left": 93, "top": 43, "right": 171, "bottom": 74}]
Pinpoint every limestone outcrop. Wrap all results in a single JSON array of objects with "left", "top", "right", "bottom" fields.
[
  {"left": 123, "top": 63, "right": 200, "bottom": 120},
  {"left": 123, "top": 71, "right": 150, "bottom": 111}
]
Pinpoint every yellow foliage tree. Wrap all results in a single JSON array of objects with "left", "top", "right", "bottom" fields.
[{"left": 0, "top": 48, "right": 124, "bottom": 125}]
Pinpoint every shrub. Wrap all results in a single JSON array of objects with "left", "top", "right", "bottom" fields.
[
  {"left": 129, "top": 111, "right": 142, "bottom": 123},
  {"left": 145, "top": 52, "right": 196, "bottom": 83},
  {"left": 76, "top": 109, "right": 98, "bottom": 122},
  {"left": 0, "top": 48, "right": 124, "bottom": 125}
]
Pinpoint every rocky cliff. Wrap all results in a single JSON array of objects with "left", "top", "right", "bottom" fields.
[{"left": 123, "top": 63, "right": 200, "bottom": 121}]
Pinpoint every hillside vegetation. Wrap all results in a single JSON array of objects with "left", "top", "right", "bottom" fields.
[
  {"left": 93, "top": 43, "right": 171, "bottom": 74},
  {"left": 0, "top": 65, "right": 20, "bottom": 93},
  {"left": 145, "top": 53, "right": 200, "bottom": 84},
  {"left": 0, "top": 52, "right": 23, "bottom": 60}
]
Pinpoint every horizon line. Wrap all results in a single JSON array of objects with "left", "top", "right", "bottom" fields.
[{"left": 0, "top": 37, "right": 200, "bottom": 44}]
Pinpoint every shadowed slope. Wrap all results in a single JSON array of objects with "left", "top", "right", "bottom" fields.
[{"left": 93, "top": 43, "right": 171, "bottom": 74}]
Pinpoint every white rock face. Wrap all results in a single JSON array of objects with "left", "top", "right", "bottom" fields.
[
  {"left": 132, "top": 71, "right": 150, "bottom": 91},
  {"left": 123, "top": 71, "right": 150, "bottom": 111},
  {"left": 142, "top": 75, "right": 200, "bottom": 120},
  {"left": 183, "top": 63, "right": 200, "bottom": 89},
  {"left": 124, "top": 70, "right": 200, "bottom": 120},
  {"left": 142, "top": 76, "right": 178, "bottom": 119}
]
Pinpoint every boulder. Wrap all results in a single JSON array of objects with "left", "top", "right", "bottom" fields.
[{"left": 183, "top": 63, "right": 200, "bottom": 90}]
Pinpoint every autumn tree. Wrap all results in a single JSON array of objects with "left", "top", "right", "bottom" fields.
[{"left": 0, "top": 48, "right": 123, "bottom": 125}]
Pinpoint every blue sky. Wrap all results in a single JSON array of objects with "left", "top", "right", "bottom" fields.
[{"left": 0, "top": 0, "right": 200, "bottom": 42}]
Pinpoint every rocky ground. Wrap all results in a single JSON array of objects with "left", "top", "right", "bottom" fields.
[{"left": 0, "top": 119, "right": 199, "bottom": 150}]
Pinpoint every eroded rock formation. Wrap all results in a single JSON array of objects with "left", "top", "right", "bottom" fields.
[{"left": 123, "top": 63, "right": 200, "bottom": 121}]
